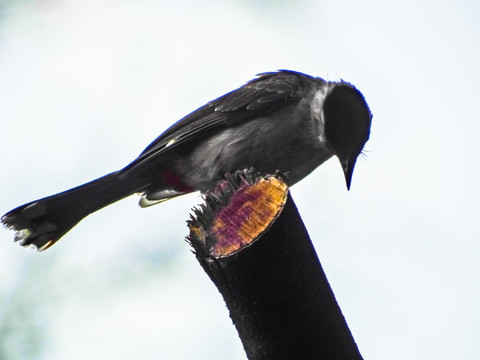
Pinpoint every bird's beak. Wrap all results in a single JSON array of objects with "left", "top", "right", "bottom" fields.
[{"left": 340, "top": 157, "right": 357, "bottom": 191}]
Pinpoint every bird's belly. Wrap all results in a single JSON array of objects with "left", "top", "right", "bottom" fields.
[{"left": 175, "top": 115, "right": 333, "bottom": 192}]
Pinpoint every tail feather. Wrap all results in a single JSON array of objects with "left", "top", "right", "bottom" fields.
[{"left": 1, "top": 171, "right": 144, "bottom": 250}]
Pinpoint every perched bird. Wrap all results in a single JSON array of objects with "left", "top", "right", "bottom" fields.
[{"left": 1, "top": 70, "right": 372, "bottom": 251}]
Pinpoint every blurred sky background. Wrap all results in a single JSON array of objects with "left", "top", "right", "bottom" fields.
[{"left": 0, "top": 0, "right": 479, "bottom": 359}]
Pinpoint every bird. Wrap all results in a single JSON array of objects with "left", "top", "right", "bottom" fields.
[{"left": 1, "top": 70, "right": 372, "bottom": 251}]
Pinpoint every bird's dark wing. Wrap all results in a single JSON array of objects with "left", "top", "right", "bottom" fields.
[{"left": 122, "top": 70, "right": 318, "bottom": 174}]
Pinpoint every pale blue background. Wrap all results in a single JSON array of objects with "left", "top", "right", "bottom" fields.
[{"left": 1, "top": 0, "right": 479, "bottom": 359}]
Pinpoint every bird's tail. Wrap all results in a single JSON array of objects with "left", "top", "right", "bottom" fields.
[{"left": 1, "top": 171, "right": 144, "bottom": 251}]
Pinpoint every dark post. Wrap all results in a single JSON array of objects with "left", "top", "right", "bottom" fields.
[{"left": 187, "top": 170, "right": 363, "bottom": 360}]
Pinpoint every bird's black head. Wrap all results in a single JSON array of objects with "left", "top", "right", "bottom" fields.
[{"left": 323, "top": 83, "right": 372, "bottom": 190}]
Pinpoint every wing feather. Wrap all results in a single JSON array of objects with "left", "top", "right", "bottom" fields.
[{"left": 122, "top": 70, "right": 316, "bottom": 175}]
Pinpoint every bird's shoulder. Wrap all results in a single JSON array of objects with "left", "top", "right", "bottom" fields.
[{"left": 211, "top": 70, "right": 319, "bottom": 114}]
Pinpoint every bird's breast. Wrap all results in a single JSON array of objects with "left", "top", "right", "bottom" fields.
[{"left": 174, "top": 105, "right": 334, "bottom": 192}]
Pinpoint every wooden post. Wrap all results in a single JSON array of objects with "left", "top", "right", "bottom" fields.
[{"left": 187, "top": 170, "right": 363, "bottom": 360}]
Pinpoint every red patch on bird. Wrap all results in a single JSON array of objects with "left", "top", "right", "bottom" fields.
[{"left": 160, "top": 171, "right": 194, "bottom": 192}]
